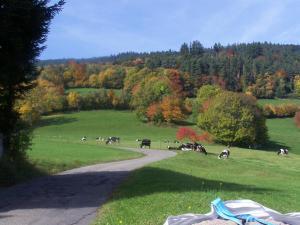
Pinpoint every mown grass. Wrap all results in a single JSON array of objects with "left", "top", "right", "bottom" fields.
[
  {"left": 28, "top": 111, "right": 145, "bottom": 175},
  {"left": 9, "top": 109, "right": 300, "bottom": 225},
  {"left": 266, "top": 118, "right": 300, "bottom": 153},
  {"left": 93, "top": 148, "right": 300, "bottom": 225},
  {"left": 258, "top": 98, "right": 300, "bottom": 106},
  {"left": 65, "top": 87, "right": 122, "bottom": 96},
  {"left": 32, "top": 110, "right": 196, "bottom": 150},
  {"left": 31, "top": 110, "right": 300, "bottom": 155},
  {"left": 29, "top": 141, "right": 142, "bottom": 174}
]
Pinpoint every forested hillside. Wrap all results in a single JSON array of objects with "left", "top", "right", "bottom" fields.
[{"left": 39, "top": 41, "right": 300, "bottom": 98}]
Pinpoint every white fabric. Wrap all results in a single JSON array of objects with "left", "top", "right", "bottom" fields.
[{"left": 163, "top": 199, "right": 300, "bottom": 225}]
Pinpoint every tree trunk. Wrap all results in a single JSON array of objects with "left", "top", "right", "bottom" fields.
[{"left": 0, "top": 133, "right": 3, "bottom": 158}]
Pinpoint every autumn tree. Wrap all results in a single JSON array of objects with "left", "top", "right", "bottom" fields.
[
  {"left": 69, "top": 62, "right": 88, "bottom": 87},
  {"left": 192, "top": 85, "right": 222, "bottom": 121},
  {"left": 88, "top": 74, "right": 100, "bottom": 88},
  {"left": 197, "top": 91, "right": 268, "bottom": 146},
  {"left": 0, "top": 0, "right": 64, "bottom": 160},
  {"left": 67, "top": 92, "right": 81, "bottom": 110},
  {"left": 294, "top": 75, "right": 300, "bottom": 97},
  {"left": 160, "top": 96, "right": 185, "bottom": 123},
  {"left": 99, "top": 67, "right": 126, "bottom": 89},
  {"left": 146, "top": 103, "right": 163, "bottom": 123},
  {"left": 16, "top": 79, "right": 65, "bottom": 125}
]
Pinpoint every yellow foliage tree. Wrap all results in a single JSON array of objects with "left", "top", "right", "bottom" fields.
[
  {"left": 18, "top": 102, "right": 40, "bottom": 125},
  {"left": 67, "top": 92, "right": 81, "bottom": 110},
  {"left": 88, "top": 74, "right": 99, "bottom": 87},
  {"left": 294, "top": 75, "right": 300, "bottom": 97}
]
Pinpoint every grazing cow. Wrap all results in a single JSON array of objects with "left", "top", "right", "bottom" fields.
[
  {"left": 194, "top": 143, "right": 207, "bottom": 155},
  {"left": 178, "top": 143, "right": 194, "bottom": 151},
  {"left": 139, "top": 139, "right": 151, "bottom": 148},
  {"left": 277, "top": 148, "right": 288, "bottom": 156},
  {"left": 218, "top": 149, "right": 230, "bottom": 159},
  {"left": 167, "top": 146, "right": 179, "bottom": 150},
  {"left": 81, "top": 136, "right": 87, "bottom": 141},
  {"left": 106, "top": 136, "right": 120, "bottom": 144}
]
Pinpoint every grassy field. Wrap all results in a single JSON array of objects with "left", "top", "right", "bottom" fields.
[
  {"left": 28, "top": 109, "right": 196, "bottom": 176},
  {"left": 266, "top": 118, "right": 300, "bottom": 153},
  {"left": 32, "top": 110, "right": 194, "bottom": 150},
  {"left": 27, "top": 111, "right": 148, "bottom": 175},
  {"left": 258, "top": 98, "right": 300, "bottom": 106},
  {"left": 55, "top": 110, "right": 297, "bottom": 225},
  {"left": 93, "top": 149, "right": 300, "bottom": 225},
  {"left": 27, "top": 110, "right": 300, "bottom": 225},
  {"left": 31, "top": 110, "right": 300, "bottom": 154},
  {"left": 65, "top": 88, "right": 122, "bottom": 96}
]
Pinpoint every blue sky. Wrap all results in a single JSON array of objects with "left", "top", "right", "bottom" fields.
[{"left": 41, "top": 0, "right": 300, "bottom": 59}]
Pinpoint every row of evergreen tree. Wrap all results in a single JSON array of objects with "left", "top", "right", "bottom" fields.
[{"left": 39, "top": 41, "right": 300, "bottom": 97}]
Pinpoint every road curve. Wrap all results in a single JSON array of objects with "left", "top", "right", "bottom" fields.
[{"left": 0, "top": 148, "right": 176, "bottom": 225}]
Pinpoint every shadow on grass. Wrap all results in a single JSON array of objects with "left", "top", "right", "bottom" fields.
[
  {"left": 35, "top": 116, "right": 77, "bottom": 128},
  {"left": 116, "top": 167, "right": 277, "bottom": 199},
  {"left": 259, "top": 140, "right": 288, "bottom": 152},
  {"left": 173, "top": 120, "right": 196, "bottom": 126},
  {"left": 0, "top": 159, "right": 47, "bottom": 188},
  {"left": 0, "top": 167, "right": 277, "bottom": 212}
]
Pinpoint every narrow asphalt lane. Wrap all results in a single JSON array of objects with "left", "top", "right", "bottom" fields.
[{"left": 0, "top": 148, "right": 176, "bottom": 225}]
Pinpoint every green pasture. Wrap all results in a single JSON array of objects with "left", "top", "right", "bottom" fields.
[
  {"left": 93, "top": 149, "right": 300, "bottom": 225},
  {"left": 28, "top": 109, "right": 188, "bottom": 175},
  {"left": 31, "top": 110, "right": 196, "bottom": 151},
  {"left": 26, "top": 110, "right": 300, "bottom": 225},
  {"left": 31, "top": 110, "right": 299, "bottom": 155},
  {"left": 266, "top": 118, "right": 300, "bottom": 153},
  {"left": 258, "top": 98, "right": 300, "bottom": 106},
  {"left": 65, "top": 88, "right": 122, "bottom": 96}
]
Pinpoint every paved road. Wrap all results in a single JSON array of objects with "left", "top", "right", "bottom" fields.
[{"left": 0, "top": 148, "right": 176, "bottom": 225}]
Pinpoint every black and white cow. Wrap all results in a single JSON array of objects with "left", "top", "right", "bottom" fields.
[
  {"left": 81, "top": 136, "right": 87, "bottom": 141},
  {"left": 178, "top": 143, "right": 194, "bottom": 151},
  {"left": 137, "top": 139, "right": 151, "bottom": 148},
  {"left": 218, "top": 149, "right": 230, "bottom": 159},
  {"left": 277, "top": 148, "right": 288, "bottom": 156},
  {"left": 106, "top": 136, "right": 120, "bottom": 144},
  {"left": 194, "top": 143, "right": 208, "bottom": 155},
  {"left": 96, "top": 137, "right": 101, "bottom": 141}
]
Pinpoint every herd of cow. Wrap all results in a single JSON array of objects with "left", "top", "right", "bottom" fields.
[{"left": 80, "top": 136, "right": 289, "bottom": 158}]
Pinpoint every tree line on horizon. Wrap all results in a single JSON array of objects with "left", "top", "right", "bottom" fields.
[{"left": 39, "top": 41, "right": 300, "bottom": 99}]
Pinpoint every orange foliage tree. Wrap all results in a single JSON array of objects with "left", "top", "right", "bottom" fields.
[
  {"left": 160, "top": 96, "right": 186, "bottom": 123},
  {"left": 146, "top": 103, "right": 163, "bottom": 123}
]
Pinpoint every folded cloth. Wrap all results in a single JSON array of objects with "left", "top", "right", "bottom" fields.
[
  {"left": 194, "top": 218, "right": 289, "bottom": 225},
  {"left": 163, "top": 199, "right": 300, "bottom": 225}
]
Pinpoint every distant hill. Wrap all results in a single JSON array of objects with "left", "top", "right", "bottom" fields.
[{"left": 38, "top": 41, "right": 300, "bottom": 98}]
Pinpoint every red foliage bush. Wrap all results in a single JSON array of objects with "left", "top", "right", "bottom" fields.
[{"left": 176, "top": 127, "right": 212, "bottom": 143}]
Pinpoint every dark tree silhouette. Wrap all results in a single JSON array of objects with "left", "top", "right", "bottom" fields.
[{"left": 0, "top": 0, "right": 64, "bottom": 160}]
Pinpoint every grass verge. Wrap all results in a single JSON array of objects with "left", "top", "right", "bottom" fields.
[{"left": 93, "top": 148, "right": 300, "bottom": 225}]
